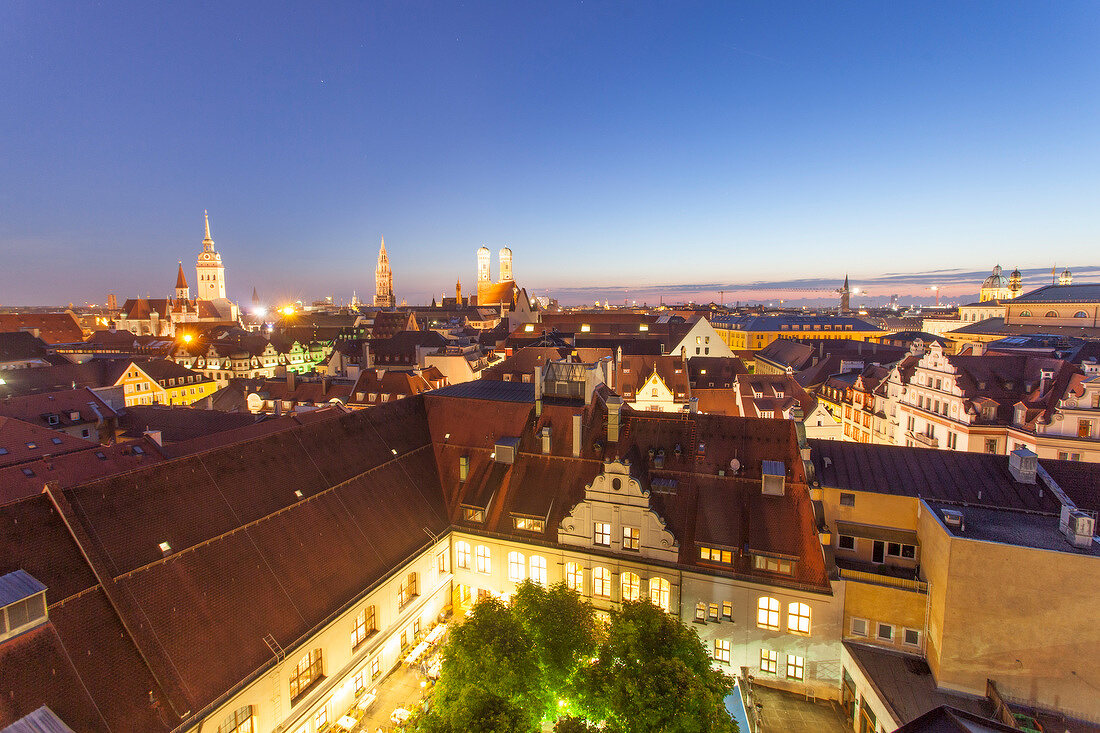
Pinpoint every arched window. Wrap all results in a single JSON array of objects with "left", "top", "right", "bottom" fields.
[
  {"left": 592, "top": 567, "right": 611, "bottom": 598},
  {"left": 1074, "top": 311, "right": 1088, "bottom": 318},
  {"left": 1020, "top": 310, "right": 1032, "bottom": 317},
  {"left": 529, "top": 555, "right": 547, "bottom": 585},
  {"left": 621, "top": 571, "right": 641, "bottom": 602},
  {"left": 219, "top": 705, "right": 254, "bottom": 733},
  {"left": 475, "top": 545, "right": 491, "bottom": 574},
  {"left": 649, "top": 577, "right": 670, "bottom": 611},
  {"left": 788, "top": 602, "right": 811, "bottom": 634},
  {"left": 289, "top": 649, "right": 323, "bottom": 700},
  {"left": 565, "top": 562, "right": 583, "bottom": 591},
  {"left": 455, "top": 541, "right": 470, "bottom": 570},
  {"left": 508, "top": 551, "right": 525, "bottom": 581},
  {"left": 1045, "top": 310, "right": 1058, "bottom": 318},
  {"left": 757, "top": 596, "right": 780, "bottom": 630}
]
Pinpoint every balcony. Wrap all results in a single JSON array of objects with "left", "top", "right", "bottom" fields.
[
  {"left": 837, "top": 559, "right": 927, "bottom": 593},
  {"left": 907, "top": 431, "right": 939, "bottom": 449}
]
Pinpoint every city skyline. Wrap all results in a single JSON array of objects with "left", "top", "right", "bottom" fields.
[{"left": 3, "top": 2, "right": 1100, "bottom": 305}]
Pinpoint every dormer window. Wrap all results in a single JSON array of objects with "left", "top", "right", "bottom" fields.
[{"left": 0, "top": 570, "right": 48, "bottom": 642}]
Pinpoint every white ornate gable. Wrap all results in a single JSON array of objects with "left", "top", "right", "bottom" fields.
[{"left": 558, "top": 459, "right": 678, "bottom": 562}]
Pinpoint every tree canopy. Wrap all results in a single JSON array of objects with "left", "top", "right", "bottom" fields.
[{"left": 410, "top": 583, "right": 737, "bottom": 733}]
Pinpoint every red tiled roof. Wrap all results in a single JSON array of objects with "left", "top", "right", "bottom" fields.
[
  {"left": 0, "top": 388, "right": 118, "bottom": 429},
  {"left": 0, "top": 313, "right": 83, "bottom": 345},
  {"left": 0, "top": 417, "right": 93, "bottom": 469}
]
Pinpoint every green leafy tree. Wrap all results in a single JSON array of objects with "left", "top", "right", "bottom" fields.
[
  {"left": 580, "top": 600, "right": 738, "bottom": 733},
  {"left": 416, "top": 597, "right": 545, "bottom": 731},
  {"left": 512, "top": 580, "right": 600, "bottom": 700}
]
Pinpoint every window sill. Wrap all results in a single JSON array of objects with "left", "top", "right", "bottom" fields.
[
  {"left": 290, "top": 675, "right": 326, "bottom": 707},
  {"left": 352, "top": 629, "right": 379, "bottom": 653},
  {"left": 398, "top": 594, "right": 420, "bottom": 611}
]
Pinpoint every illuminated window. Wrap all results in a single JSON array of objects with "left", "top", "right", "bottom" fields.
[
  {"left": 754, "top": 555, "right": 793, "bottom": 575},
  {"left": 289, "top": 649, "right": 323, "bottom": 701},
  {"left": 760, "top": 649, "right": 778, "bottom": 674},
  {"left": 788, "top": 602, "right": 811, "bottom": 634},
  {"left": 513, "top": 516, "right": 545, "bottom": 532},
  {"left": 351, "top": 605, "right": 376, "bottom": 649},
  {"left": 714, "top": 639, "right": 731, "bottom": 663},
  {"left": 353, "top": 669, "right": 366, "bottom": 697},
  {"left": 437, "top": 548, "right": 448, "bottom": 573},
  {"left": 594, "top": 522, "right": 611, "bottom": 546},
  {"left": 695, "top": 602, "right": 707, "bottom": 622},
  {"left": 456, "top": 541, "right": 471, "bottom": 569},
  {"left": 593, "top": 566, "right": 611, "bottom": 597},
  {"left": 529, "top": 555, "right": 547, "bottom": 585},
  {"left": 786, "top": 654, "right": 805, "bottom": 680},
  {"left": 623, "top": 526, "right": 640, "bottom": 551},
  {"left": 398, "top": 572, "right": 418, "bottom": 607},
  {"left": 757, "top": 597, "right": 780, "bottom": 630},
  {"left": 621, "top": 572, "right": 640, "bottom": 602},
  {"left": 314, "top": 704, "right": 328, "bottom": 730},
  {"left": 218, "top": 705, "right": 254, "bottom": 733},
  {"left": 722, "top": 601, "right": 733, "bottom": 620},
  {"left": 649, "top": 577, "right": 670, "bottom": 611},
  {"left": 462, "top": 506, "right": 484, "bottom": 522},
  {"left": 709, "top": 603, "right": 719, "bottom": 621},
  {"left": 475, "top": 546, "right": 491, "bottom": 574},
  {"left": 508, "top": 551, "right": 526, "bottom": 581},
  {"left": 370, "top": 657, "right": 380, "bottom": 681},
  {"left": 565, "top": 562, "right": 584, "bottom": 591},
  {"left": 699, "top": 546, "right": 733, "bottom": 564}
]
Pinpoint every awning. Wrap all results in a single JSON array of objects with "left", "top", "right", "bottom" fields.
[{"left": 835, "top": 520, "right": 919, "bottom": 546}]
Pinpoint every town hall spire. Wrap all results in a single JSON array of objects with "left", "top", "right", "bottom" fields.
[{"left": 374, "top": 236, "right": 394, "bottom": 307}]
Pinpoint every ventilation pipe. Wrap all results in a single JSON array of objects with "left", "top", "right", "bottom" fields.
[{"left": 541, "top": 426, "right": 551, "bottom": 454}]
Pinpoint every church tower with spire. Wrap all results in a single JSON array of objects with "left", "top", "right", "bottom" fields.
[
  {"left": 195, "top": 210, "right": 227, "bottom": 300},
  {"left": 175, "top": 261, "right": 190, "bottom": 301},
  {"left": 840, "top": 274, "right": 851, "bottom": 313},
  {"left": 374, "top": 237, "right": 395, "bottom": 307}
]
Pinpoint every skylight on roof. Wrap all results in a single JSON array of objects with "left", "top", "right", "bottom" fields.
[{"left": 158, "top": 541, "right": 172, "bottom": 554}]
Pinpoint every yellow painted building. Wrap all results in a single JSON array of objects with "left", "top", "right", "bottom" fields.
[
  {"left": 112, "top": 359, "right": 218, "bottom": 407},
  {"left": 711, "top": 315, "right": 885, "bottom": 352}
]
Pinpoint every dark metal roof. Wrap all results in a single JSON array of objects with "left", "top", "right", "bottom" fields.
[
  {"left": 0, "top": 570, "right": 46, "bottom": 608},
  {"left": 0, "top": 706, "right": 76, "bottom": 733},
  {"left": 1012, "top": 284, "right": 1100, "bottom": 303},
  {"left": 809, "top": 439, "right": 1059, "bottom": 512},
  {"left": 429, "top": 379, "right": 534, "bottom": 402}
]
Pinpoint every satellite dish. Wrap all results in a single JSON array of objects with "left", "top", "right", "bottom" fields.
[{"left": 729, "top": 458, "right": 741, "bottom": 473}]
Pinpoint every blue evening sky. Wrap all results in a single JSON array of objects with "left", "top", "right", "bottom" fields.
[{"left": 2, "top": 1, "right": 1099, "bottom": 306}]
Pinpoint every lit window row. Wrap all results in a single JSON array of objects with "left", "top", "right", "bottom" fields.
[
  {"left": 756, "top": 597, "right": 811, "bottom": 635},
  {"left": 698, "top": 546, "right": 733, "bottom": 564},
  {"left": 565, "top": 562, "right": 671, "bottom": 611},
  {"left": 760, "top": 649, "right": 804, "bottom": 680}
]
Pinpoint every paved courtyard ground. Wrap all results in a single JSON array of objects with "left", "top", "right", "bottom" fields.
[{"left": 747, "top": 684, "right": 851, "bottom": 733}]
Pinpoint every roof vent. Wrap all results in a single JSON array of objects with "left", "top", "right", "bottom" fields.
[
  {"left": 0, "top": 570, "right": 48, "bottom": 643},
  {"left": 494, "top": 436, "right": 519, "bottom": 465},
  {"left": 1009, "top": 446, "right": 1037, "bottom": 484},
  {"left": 1063, "top": 510, "right": 1096, "bottom": 549},
  {"left": 761, "top": 460, "right": 786, "bottom": 496},
  {"left": 941, "top": 509, "right": 964, "bottom": 531}
]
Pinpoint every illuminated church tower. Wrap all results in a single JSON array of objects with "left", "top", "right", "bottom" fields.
[
  {"left": 175, "top": 261, "right": 190, "bottom": 301},
  {"left": 374, "top": 237, "right": 395, "bottom": 307},
  {"left": 195, "top": 210, "right": 227, "bottom": 300}
]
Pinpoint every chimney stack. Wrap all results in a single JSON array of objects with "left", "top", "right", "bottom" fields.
[
  {"left": 606, "top": 395, "right": 622, "bottom": 443},
  {"left": 534, "top": 365, "right": 543, "bottom": 416},
  {"left": 541, "top": 426, "right": 551, "bottom": 454},
  {"left": 572, "top": 413, "right": 582, "bottom": 457},
  {"left": 287, "top": 371, "right": 296, "bottom": 391}
]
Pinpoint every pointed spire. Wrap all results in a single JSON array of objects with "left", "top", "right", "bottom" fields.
[
  {"left": 176, "top": 261, "right": 188, "bottom": 289},
  {"left": 843, "top": 273, "right": 849, "bottom": 290}
]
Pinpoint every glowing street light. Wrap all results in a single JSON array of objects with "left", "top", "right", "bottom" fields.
[{"left": 181, "top": 333, "right": 193, "bottom": 343}]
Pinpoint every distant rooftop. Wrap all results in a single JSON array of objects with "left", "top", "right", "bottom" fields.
[
  {"left": 429, "top": 379, "right": 535, "bottom": 403},
  {"left": 1013, "top": 284, "right": 1100, "bottom": 303},
  {"left": 926, "top": 501, "right": 1100, "bottom": 557}
]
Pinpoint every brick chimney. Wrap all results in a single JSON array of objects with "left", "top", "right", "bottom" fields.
[{"left": 607, "top": 395, "right": 622, "bottom": 443}]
